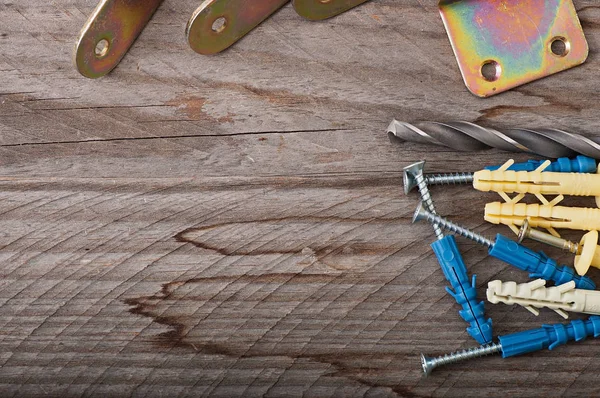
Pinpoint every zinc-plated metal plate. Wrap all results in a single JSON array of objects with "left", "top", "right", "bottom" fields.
[
  {"left": 439, "top": 0, "right": 589, "bottom": 97},
  {"left": 293, "top": 0, "right": 370, "bottom": 21},
  {"left": 186, "top": 0, "right": 289, "bottom": 55},
  {"left": 74, "top": 0, "right": 164, "bottom": 79}
]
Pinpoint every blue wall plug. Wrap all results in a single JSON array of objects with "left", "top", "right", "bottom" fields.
[
  {"left": 431, "top": 236, "right": 493, "bottom": 344},
  {"left": 404, "top": 161, "right": 493, "bottom": 344},
  {"left": 485, "top": 155, "right": 597, "bottom": 173},
  {"left": 413, "top": 202, "right": 596, "bottom": 290},
  {"left": 421, "top": 316, "right": 600, "bottom": 375}
]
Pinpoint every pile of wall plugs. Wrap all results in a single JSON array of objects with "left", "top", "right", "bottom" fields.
[{"left": 404, "top": 155, "right": 600, "bottom": 374}]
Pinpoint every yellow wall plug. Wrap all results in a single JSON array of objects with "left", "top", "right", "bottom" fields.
[
  {"left": 474, "top": 159, "right": 600, "bottom": 207},
  {"left": 484, "top": 201, "right": 600, "bottom": 237},
  {"left": 487, "top": 279, "right": 600, "bottom": 319},
  {"left": 518, "top": 220, "right": 600, "bottom": 276}
]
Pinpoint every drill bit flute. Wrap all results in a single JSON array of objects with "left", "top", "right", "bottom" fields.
[{"left": 388, "top": 120, "right": 600, "bottom": 159}]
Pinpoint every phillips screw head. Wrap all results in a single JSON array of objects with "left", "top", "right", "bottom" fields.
[{"left": 402, "top": 161, "right": 424, "bottom": 195}]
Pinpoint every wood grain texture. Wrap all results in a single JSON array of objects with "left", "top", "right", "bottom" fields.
[{"left": 1, "top": 0, "right": 600, "bottom": 396}]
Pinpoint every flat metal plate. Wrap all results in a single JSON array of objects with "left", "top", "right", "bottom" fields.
[
  {"left": 186, "top": 0, "right": 289, "bottom": 55},
  {"left": 74, "top": 0, "right": 164, "bottom": 79},
  {"left": 439, "top": 0, "right": 588, "bottom": 97},
  {"left": 293, "top": 0, "right": 370, "bottom": 21}
]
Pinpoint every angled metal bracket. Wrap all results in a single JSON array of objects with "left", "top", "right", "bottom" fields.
[
  {"left": 439, "top": 0, "right": 589, "bottom": 97},
  {"left": 74, "top": 0, "right": 163, "bottom": 79},
  {"left": 186, "top": 0, "right": 290, "bottom": 55},
  {"left": 293, "top": 0, "right": 370, "bottom": 21},
  {"left": 74, "top": 0, "right": 370, "bottom": 78}
]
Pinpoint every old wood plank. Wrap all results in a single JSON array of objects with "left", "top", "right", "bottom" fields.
[{"left": 1, "top": 0, "right": 600, "bottom": 396}]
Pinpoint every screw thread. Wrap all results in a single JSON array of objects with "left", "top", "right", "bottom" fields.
[
  {"left": 564, "top": 240, "right": 580, "bottom": 254},
  {"left": 420, "top": 209, "right": 495, "bottom": 248},
  {"left": 425, "top": 172, "right": 474, "bottom": 186},
  {"left": 519, "top": 221, "right": 580, "bottom": 254},
  {"left": 422, "top": 342, "right": 502, "bottom": 374},
  {"left": 415, "top": 174, "right": 444, "bottom": 240}
]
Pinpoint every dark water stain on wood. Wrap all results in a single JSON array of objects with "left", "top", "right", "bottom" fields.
[
  {"left": 125, "top": 274, "right": 420, "bottom": 397},
  {"left": 174, "top": 216, "right": 409, "bottom": 270}
]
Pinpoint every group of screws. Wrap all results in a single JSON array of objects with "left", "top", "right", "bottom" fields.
[
  {"left": 403, "top": 159, "right": 600, "bottom": 375},
  {"left": 403, "top": 161, "right": 495, "bottom": 374}
]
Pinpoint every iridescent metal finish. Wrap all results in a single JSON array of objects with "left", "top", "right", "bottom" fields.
[
  {"left": 293, "top": 0, "right": 370, "bottom": 21},
  {"left": 74, "top": 0, "right": 164, "bottom": 79},
  {"left": 186, "top": 0, "right": 289, "bottom": 55},
  {"left": 439, "top": 0, "right": 589, "bottom": 97}
]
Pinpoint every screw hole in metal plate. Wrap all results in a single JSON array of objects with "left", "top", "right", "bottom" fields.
[
  {"left": 481, "top": 60, "right": 501, "bottom": 82},
  {"left": 439, "top": 0, "right": 589, "bottom": 97},
  {"left": 550, "top": 37, "right": 570, "bottom": 57},
  {"left": 186, "top": 0, "right": 289, "bottom": 55},
  {"left": 211, "top": 17, "right": 227, "bottom": 33},
  {"left": 94, "top": 39, "right": 110, "bottom": 58},
  {"left": 74, "top": 0, "right": 164, "bottom": 78}
]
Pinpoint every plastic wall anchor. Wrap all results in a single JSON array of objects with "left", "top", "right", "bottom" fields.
[
  {"left": 499, "top": 316, "right": 600, "bottom": 358},
  {"left": 485, "top": 202, "right": 600, "bottom": 235},
  {"left": 487, "top": 279, "right": 600, "bottom": 319},
  {"left": 488, "top": 234, "right": 596, "bottom": 290},
  {"left": 431, "top": 236, "right": 493, "bottom": 344},
  {"left": 474, "top": 160, "right": 600, "bottom": 207},
  {"left": 485, "top": 156, "right": 597, "bottom": 173},
  {"left": 421, "top": 316, "right": 600, "bottom": 374},
  {"left": 575, "top": 230, "right": 600, "bottom": 276}
]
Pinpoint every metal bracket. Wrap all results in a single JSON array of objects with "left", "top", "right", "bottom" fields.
[
  {"left": 439, "top": 0, "right": 589, "bottom": 97},
  {"left": 74, "top": 0, "right": 164, "bottom": 79},
  {"left": 293, "top": 0, "right": 370, "bottom": 21},
  {"left": 186, "top": 0, "right": 290, "bottom": 55},
  {"left": 75, "top": 0, "right": 370, "bottom": 78}
]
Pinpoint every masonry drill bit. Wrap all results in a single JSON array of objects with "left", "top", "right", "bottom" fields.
[{"left": 388, "top": 120, "right": 600, "bottom": 159}]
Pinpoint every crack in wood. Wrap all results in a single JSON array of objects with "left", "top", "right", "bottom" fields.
[{"left": 0, "top": 128, "right": 354, "bottom": 147}]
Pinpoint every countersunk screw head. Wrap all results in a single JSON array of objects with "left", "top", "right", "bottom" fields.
[
  {"left": 421, "top": 353, "right": 434, "bottom": 376},
  {"left": 517, "top": 219, "right": 531, "bottom": 244},
  {"left": 412, "top": 201, "right": 427, "bottom": 224},
  {"left": 402, "top": 161, "right": 425, "bottom": 195}
]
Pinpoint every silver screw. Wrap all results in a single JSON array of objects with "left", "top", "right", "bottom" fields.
[
  {"left": 518, "top": 220, "right": 580, "bottom": 254},
  {"left": 412, "top": 201, "right": 495, "bottom": 248},
  {"left": 403, "top": 161, "right": 443, "bottom": 240},
  {"left": 421, "top": 342, "right": 503, "bottom": 376},
  {"left": 405, "top": 172, "right": 474, "bottom": 193},
  {"left": 426, "top": 172, "right": 474, "bottom": 186}
]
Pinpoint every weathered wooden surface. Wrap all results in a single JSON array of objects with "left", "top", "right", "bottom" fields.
[{"left": 1, "top": 0, "right": 600, "bottom": 396}]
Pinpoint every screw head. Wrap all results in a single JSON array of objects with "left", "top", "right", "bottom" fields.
[
  {"left": 402, "top": 161, "right": 425, "bottom": 195},
  {"left": 421, "top": 353, "right": 434, "bottom": 376},
  {"left": 412, "top": 201, "right": 427, "bottom": 224},
  {"left": 517, "top": 219, "right": 531, "bottom": 244}
]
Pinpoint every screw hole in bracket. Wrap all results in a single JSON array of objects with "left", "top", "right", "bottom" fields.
[
  {"left": 481, "top": 60, "right": 501, "bottom": 82},
  {"left": 211, "top": 17, "right": 227, "bottom": 33},
  {"left": 94, "top": 39, "right": 110, "bottom": 58},
  {"left": 550, "top": 37, "right": 570, "bottom": 57}
]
